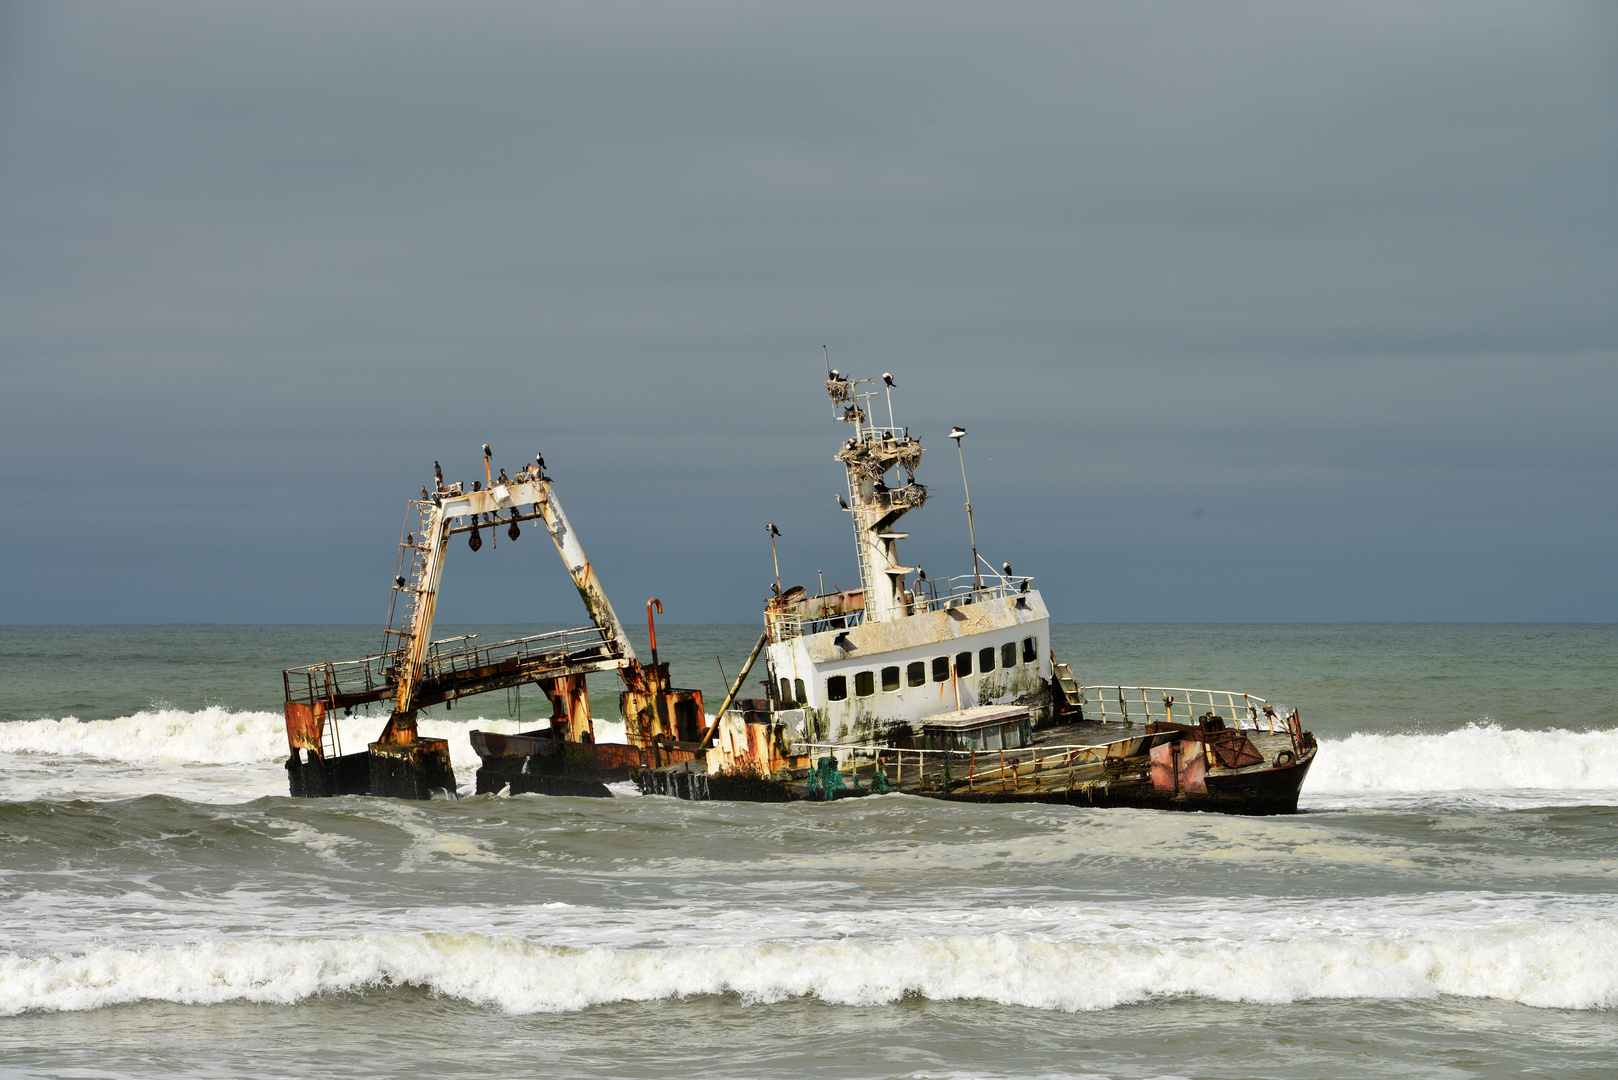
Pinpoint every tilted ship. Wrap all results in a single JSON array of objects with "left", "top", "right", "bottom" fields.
[
  {"left": 279, "top": 373, "right": 1315, "bottom": 813},
  {"left": 279, "top": 446, "right": 708, "bottom": 800},
  {"left": 644, "top": 371, "right": 1317, "bottom": 812}
]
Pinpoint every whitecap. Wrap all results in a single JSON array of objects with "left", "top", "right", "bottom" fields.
[{"left": 4, "top": 919, "right": 1615, "bottom": 1016}]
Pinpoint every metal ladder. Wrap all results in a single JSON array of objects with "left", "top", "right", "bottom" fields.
[
  {"left": 384, "top": 500, "right": 435, "bottom": 656},
  {"left": 1052, "top": 662, "right": 1083, "bottom": 708},
  {"left": 316, "top": 664, "right": 345, "bottom": 758},
  {"left": 848, "top": 498, "right": 876, "bottom": 605},
  {"left": 320, "top": 708, "right": 344, "bottom": 759}
]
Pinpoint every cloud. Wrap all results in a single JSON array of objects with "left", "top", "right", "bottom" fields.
[{"left": 1, "top": 1, "right": 1614, "bottom": 622}]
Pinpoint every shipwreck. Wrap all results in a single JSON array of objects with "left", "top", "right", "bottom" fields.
[
  {"left": 280, "top": 372, "right": 1316, "bottom": 813},
  {"left": 280, "top": 446, "right": 704, "bottom": 799},
  {"left": 640, "top": 370, "right": 1318, "bottom": 812}
]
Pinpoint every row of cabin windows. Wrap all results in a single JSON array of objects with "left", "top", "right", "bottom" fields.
[{"left": 824, "top": 636, "right": 1038, "bottom": 702}]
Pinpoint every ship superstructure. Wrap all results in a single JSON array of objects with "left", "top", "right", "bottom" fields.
[{"left": 759, "top": 372, "right": 1054, "bottom": 750}]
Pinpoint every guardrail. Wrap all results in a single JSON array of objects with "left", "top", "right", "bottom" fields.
[
  {"left": 282, "top": 624, "right": 617, "bottom": 709},
  {"left": 1079, "top": 685, "right": 1289, "bottom": 730},
  {"left": 417, "top": 625, "right": 612, "bottom": 683},
  {"left": 282, "top": 653, "right": 396, "bottom": 710},
  {"left": 791, "top": 688, "right": 1304, "bottom": 792},
  {"left": 791, "top": 739, "right": 1129, "bottom": 793},
  {"left": 766, "top": 574, "right": 1036, "bottom": 642}
]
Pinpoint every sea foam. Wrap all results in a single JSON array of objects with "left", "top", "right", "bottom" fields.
[
  {"left": 0, "top": 707, "right": 288, "bottom": 765},
  {"left": 1308, "top": 723, "right": 1618, "bottom": 793},
  {"left": 4, "top": 921, "right": 1615, "bottom": 1016},
  {"left": 0, "top": 708, "right": 626, "bottom": 802},
  {"left": 6, "top": 711, "right": 1617, "bottom": 805}
]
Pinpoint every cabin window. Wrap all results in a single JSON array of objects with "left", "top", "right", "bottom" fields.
[
  {"left": 827, "top": 675, "right": 848, "bottom": 701},
  {"left": 1002, "top": 642, "right": 1017, "bottom": 669},
  {"left": 932, "top": 656, "right": 950, "bottom": 682},
  {"left": 956, "top": 651, "right": 973, "bottom": 677},
  {"left": 881, "top": 665, "right": 901, "bottom": 692},
  {"left": 1022, "top": 636, "right": 1038, "bottom": 663},
  {"left": 907, "top": 661, "right": 926, "bottom": 687},
  {"left": 780, "top": 678, "right": 793, "bottom": 704},
  {"left": 855, "top": 670, "right": 875, "bottom": 697},
  {"left": 979, "top": 647, "right": 996, "bottom": 672},
  {"left": 794, "top": 678, "right": 806, "bottom": 702}
]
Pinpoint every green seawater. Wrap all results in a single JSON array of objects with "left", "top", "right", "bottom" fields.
[{"left": 1, "top": 623, "right": 1615, "bottom": 1080}]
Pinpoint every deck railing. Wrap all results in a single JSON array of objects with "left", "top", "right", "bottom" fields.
[
  {"left": 282, "top": 624, "right": 616, "bottom": 708},
  {"left": 790, "top": 739, "right": 1130, "bottom": 793},
  {"left": 768, "top": 607, "right": 866, "bottom": 642},
  {"left": 282, "top": 653, "right": 396, "bottom": 709},
  {"left": 790, "top": 684, "right": 1303, "bottom": 792},
  {"left": 1078, "top": 685, "right": 1291, "bottom": 731},
  {"left": 912, "top": 574, "right": 1031, "bottom": 615},
  {"left": 416, "top": 625, "right": 613, "bottom": 683},
  {"left": 766, "top": 574, "right": 1036, "bottom": 643}
]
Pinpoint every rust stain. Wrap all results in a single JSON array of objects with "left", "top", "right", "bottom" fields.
[{"left": 284, "top": 701, "right": 325, "bottom": 754}]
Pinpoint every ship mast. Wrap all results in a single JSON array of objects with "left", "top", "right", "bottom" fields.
[{"left": 825, "top": 372, "right": 928, "bottom": 623}]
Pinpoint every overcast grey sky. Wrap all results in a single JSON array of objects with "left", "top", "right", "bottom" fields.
[{"left": 1, "top": 1, "right": 1614, "bottom": 625}]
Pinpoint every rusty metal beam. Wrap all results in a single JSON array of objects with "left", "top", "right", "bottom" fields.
[
  {"left": 529, "top": 479, "right": 641, "bottom": 670},
  {"left": 696, "top": 631, "right": 769, "bottom": 752},
  {"left": 285, "top": 465, "right": 648, "bottom": 765}
]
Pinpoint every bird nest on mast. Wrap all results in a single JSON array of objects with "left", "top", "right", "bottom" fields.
[{"left": 848, "top": 458, "right": 888, "bottom": 481}]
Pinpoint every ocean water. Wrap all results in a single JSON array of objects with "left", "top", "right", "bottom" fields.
[{"left": 1, "top": 623, "right": 1615, "bottom": 1080}]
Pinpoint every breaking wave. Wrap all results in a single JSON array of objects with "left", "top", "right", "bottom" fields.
[
  {"left": 7, "top": 710, "right": 1615, "bottom": 806},
  {"left": 4, "top": 922, "right": 1615, "bottom": 1016},
  {"left": 0, "top": 708, "right": 627, "bottom": 802},
  {"left": 0, "top": 708, "right": 288, "bottom": 766},
  {"left": 1307, "top": 723, "right": 1618, "bottom": 795},
  {"left": 0, "top": 708, "right": 626, "bottom": 766}
]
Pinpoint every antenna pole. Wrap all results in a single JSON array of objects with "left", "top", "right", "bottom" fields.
[
  {"left": 770, "top": 533, "right": 782, "bottom": 593},
  {"left": 885, "top": 383, "right": 895, "bottom": 431},
  {"left": 955, "top": 437, "right": 982, "bottom": 589}
]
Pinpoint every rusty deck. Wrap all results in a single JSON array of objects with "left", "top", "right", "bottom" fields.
[{"left": 642, "top": 715, "right": 1318, "bottom": 815}]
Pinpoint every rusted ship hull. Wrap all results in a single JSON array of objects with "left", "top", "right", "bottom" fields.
[
  {"left": 923, "top": 749, "right": 1316, "bottom": 815},
  {"left": 467, "top": 729, "right": 648, "bottom": 797},
  {"left": 285, "top": 739, "right": 456, "bottom": 799},
  {"left": 636, "top": 709, "right": 1318, "bottom": 815},
  {"left": 636, "top": 748, "right": 1315, "bottom": 814}
]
